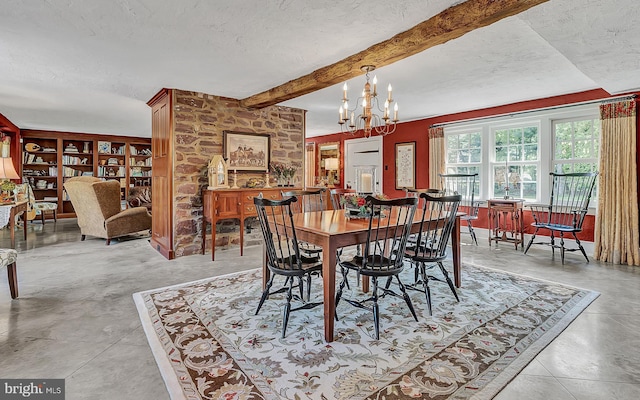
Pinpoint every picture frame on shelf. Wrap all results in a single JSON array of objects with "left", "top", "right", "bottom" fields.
[
  {"left": 98, "top": 141, "right": 111, "bottom": 154},
  {"left": 395, "top": 141, "right": 416, "bottom": 190},
  {"left": 223, "top": 131, "right": 270, "bottom": 172}
]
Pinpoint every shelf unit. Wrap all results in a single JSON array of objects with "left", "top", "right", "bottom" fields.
[
  {"left": 21, "top": 131, "right": 151, "bottom": 219},
  {"left": 128, "top": 142, "right": 152, "bottom": 188}
]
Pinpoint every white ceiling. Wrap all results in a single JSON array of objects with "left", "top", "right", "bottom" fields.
[{"left": 1, "top": 0, "right": 639, "bottom": 138}]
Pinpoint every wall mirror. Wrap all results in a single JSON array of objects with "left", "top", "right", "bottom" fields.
[{"left": 317, "top": 142, "right": 340, "bottom": 186}]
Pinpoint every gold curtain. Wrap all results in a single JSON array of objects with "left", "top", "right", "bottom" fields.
[
  {"left": 594, "top": 99, "right": 640, "bottom": 265},
  {"left": 428, "top": 127, "right": 445, "bottom": 189}
]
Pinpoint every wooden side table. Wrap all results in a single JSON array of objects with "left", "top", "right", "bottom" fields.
[
  {"left": 487, "top": 198, "right": 524, "bottom": 250},
  {"left": 202, "top": 188, "right": 296, "bottom": 261},
  {"left": 0, "top": 201, "right": 28, "bottom": 248}
]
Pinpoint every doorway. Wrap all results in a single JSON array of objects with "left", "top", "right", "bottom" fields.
[{"left": 344, "top": 136, "right": 383, "bottom": 193}]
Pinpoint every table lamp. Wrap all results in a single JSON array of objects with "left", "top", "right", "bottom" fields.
[
  {"left": 0, "top": 157, "right": 20, "bottom": 204},
  {"left": 324, "top": 158, "right": 339, "bottom": 186}
]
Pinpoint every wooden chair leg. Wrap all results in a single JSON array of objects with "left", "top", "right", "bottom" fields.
[
  {"left": 7, "top": 261, "right": 18, "bottom": 299},
  {"left": 41, "top": 211, "right": 45, "bottom": 225}
]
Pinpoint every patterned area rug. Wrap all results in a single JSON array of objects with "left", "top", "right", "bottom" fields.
[{"left": 133, "top": 264, "right": 598, "bottom": 400}]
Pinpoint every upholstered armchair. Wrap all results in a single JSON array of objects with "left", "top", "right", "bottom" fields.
[{"left": 64, "top": 177, "right": 151, "bottom": 245}]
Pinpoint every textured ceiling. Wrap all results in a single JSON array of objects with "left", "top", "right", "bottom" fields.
[{"left": 0, "top": 0, "right": 638, "bottom": 138}]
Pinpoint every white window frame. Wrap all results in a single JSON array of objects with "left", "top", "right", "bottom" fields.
[
  {"left": 443, "top": 103, "right": 600, "bottom": 208},
  {"left": 489, "top": 121, "right": 541, "bottom": 201}
]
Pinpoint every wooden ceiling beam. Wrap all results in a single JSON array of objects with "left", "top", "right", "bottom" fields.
[{"left": 241, "top": 0, "right": 549, "bottom": 109}]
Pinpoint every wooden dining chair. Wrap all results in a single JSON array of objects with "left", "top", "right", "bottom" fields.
[
  {"left": 404, "top": 192, "right": 462, "bottom": 316},
  {"left": 253, "top": 196, "right": 323, "bottom": 338},
  {"left": 403, "top": 188, "right": 443, "bottom": 252},
  {"left": 281, "top": 189, "right": 327, "bottom": 257},
  {"left": 329, "top": 188, "right": 356, "bottom": 210},
  {"left": 281, "top": 188, "right": 326, "bottom": 213},
  {"left": 335, "top": 195, "right": 419, "bottom": 340},
  {"left": 524, "top": 172, "right": 598, "bottom": 264},
  {"left": 439, "top": 173, "right": 480, "bottom": 245}
]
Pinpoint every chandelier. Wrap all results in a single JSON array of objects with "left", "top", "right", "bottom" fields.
[{"left": 338, "top": 65, "right": 398, "bottom": 137}]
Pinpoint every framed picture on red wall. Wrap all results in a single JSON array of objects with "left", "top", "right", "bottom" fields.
[{"left": 395, "top": 142, "right": 415, "bottom": 190}]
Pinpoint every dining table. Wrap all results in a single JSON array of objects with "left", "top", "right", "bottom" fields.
[{"left": 262, "top": 208, "right": 462, "bottom": 343}]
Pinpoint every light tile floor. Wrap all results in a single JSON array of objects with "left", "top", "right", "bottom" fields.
[{"left": 0, "top": 220, "right": 639, "bottom": 399}]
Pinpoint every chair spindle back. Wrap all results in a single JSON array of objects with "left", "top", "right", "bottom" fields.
[{"left": 360, "top": 196, "right": 418, "bottom": 272}]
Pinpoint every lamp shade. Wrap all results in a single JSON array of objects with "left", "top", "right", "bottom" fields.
[
  {"left": 0, "top": 157, "right": 20, "bottom": 180},
  {"left": 324, "top": 158, "right": 339, "bottom": 171}
]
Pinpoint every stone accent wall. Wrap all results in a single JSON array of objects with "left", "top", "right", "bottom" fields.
[{"left": 172, "top": 90, "right": 305, "bottom": 257}]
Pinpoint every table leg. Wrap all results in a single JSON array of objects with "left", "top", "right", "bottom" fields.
[
  {"left": 10, "top": 213, "right": 16, "bottom": 249},
  {"left": 202, "top": 219, "right": 208, "bottom": 255},
  {"left": 22, "top": 212, "right": 27, "bottom": 240},
  {"left": 211, "top": 221, "right": 216, "bottom": 261},
  {"left": 321, "top": 237, "right": 336, "bottom": 342},
  {"left": 488, "top": 208, "right": 494, "bottom": 247},
  {"left": 240, "top": 218, "right": 244, "bottom": 257},
  {"left": 452, "top": 215, "right": 461, "bottom": 288}
]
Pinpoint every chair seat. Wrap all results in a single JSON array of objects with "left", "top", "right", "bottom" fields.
[
  {"left": 530, "top": 222, "right": 579, "bottom": 232},
  {"left": 272, "top": 254, "right": 322, "bottom": 274},
  {"left": 340, "top": 255, "right": 404, "bottom": 277},
  {"left": 33, "top": 202, "right": 58, "bottom": 211},
  {"left": 0, "top": 248, "right": 18, "bottom": 267},
  {"left": 461, "top": 215, "right": 478, "bottom": 222}
]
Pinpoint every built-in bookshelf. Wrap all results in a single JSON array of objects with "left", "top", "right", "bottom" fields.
[{"left": 20, "top": 130, "right": 151, "bottom": 219}]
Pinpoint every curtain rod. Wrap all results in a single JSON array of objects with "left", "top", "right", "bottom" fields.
[{"left": 430, "top": 94, "right": 637, "bottom": 129}]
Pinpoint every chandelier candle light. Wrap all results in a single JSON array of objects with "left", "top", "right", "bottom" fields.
[{"left": 339, "top": 65, "right": 398, "bottom": 137}]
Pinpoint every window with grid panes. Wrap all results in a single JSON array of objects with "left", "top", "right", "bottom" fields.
[
  {"left": 553, "top": 117, "right": 600, "bottom": 174},
  {"left": 492, "top": 125, "right": 539, "bottom": 200},
  {"left": 445, "top": 131, "right": 482, "bottom": 177}
]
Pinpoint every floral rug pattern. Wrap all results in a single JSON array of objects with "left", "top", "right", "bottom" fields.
[{"left": 134, "top": 264, "right": 598, "bottom": 400}]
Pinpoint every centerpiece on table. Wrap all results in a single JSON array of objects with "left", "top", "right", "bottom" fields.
[{"left": 340, "top": 193, "right": 388, "bottom": 218}]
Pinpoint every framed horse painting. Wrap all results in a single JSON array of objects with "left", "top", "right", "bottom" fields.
[{"left": 223, "top": 131, "right": 271, "bottom": 172}]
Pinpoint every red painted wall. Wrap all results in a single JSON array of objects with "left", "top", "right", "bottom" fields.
[{"left": 306, "top": 89, "right": 640, "bottom": 242}]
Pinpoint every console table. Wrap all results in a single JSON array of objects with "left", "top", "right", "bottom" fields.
[
  {"left": 487, "top": 198, "right": 524, "bottom": 250},
  {"left": 202, "top": 188, "right": 299, "bottom": 261}
]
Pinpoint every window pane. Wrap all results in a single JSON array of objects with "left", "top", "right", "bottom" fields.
[
  {"left": 524, "top": 126, "right": 538, "bottom": 143},
  {"left": 522, "top": 182, "right": 537, "bottom": 199},
  {"left": 575, "top": 120, "right": 593, "bottom": 139},
  {"left": 574, "top": 140, "right": 591, "bottom": 158},
  {"left": 495, "top": 130, "right": 507, "bottom": 146},
  {"left": 524, "top": 144, "right": 538, "bottom": 161},
  {"left": 508, "top": 146, "right": 521, "bottom": 161},
  {"left": 470, "top": 134, "right": 482, "bottom": 148},
  {"left": 555, "top": 140, "right": 572, "bottom": 159},
  {"left": 555, "top": 122, "right": 572, "bottom": 141},
  {"left": 470, "top": 148, "right": 482, "bottom": 163},
  {"left": 574, "top": 163, "right": 595, "bottom": 173},
  {"left": 509, "top": 129, "right": 522, "bottom": 144},
  {"left": 495, "top": 146, "right": 507, "bottom": 162},
  {"left": 447, "top": 135, "right": 459, "bottom": 149},
  {"left": 447, "top": 149, "right": 457, "bottom": 163},
  {"left": 522, "top": 165, "right": 537, "bottom": 182}
]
